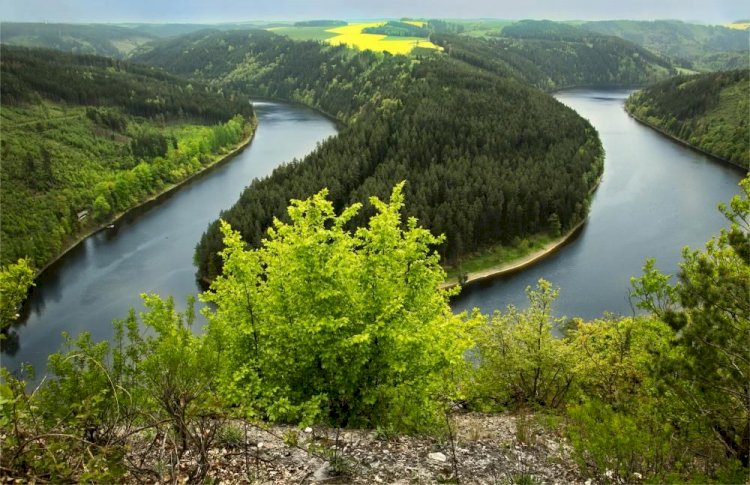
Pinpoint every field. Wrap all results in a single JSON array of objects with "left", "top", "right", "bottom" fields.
[
  {"left": 268, "top": 21, "right": 441, "bottom": 54},
  {"left": 725, "top": 22, "right": 750, "bottom": 30}
]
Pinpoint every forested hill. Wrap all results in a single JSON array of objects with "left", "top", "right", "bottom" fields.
[
  {"left": 0, "top": 22, "right": 159, "bottom": 58},
  {"left": 433, "top": 20, "right": 675, "bottom": 91},
  {"left": 625, "top": 70, "right": 750, "bottom": 169},
  {"left": 0, "top": 46, "right": 255, "bottom": 268},
  {"left": 580, "top": 20, "right": 750, "bottom": 72},
  {"left": 131, "top": 30, "right": 603, "bottom": 281}
]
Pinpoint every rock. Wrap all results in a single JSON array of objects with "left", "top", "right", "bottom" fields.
[
  {"left": 313, "top": 461, "right": 331, "bottom": 481},
  {"left": 304, "top": 427, "right": 313, "bottom": 433},
  {"left": 428, "top": 452, "right": 447, "bottom": 462}
]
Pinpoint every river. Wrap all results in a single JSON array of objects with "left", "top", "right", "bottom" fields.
[
  {"left": 2, "top": 90, "right": 745, "bottom": 377},
  {"left": 452, "top": 89, "right": 745, "bottom": 319},
  {"left": 1, "top": 101, "right": 338, "bottom": 375}
]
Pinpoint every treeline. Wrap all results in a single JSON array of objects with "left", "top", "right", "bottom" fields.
[
  {"left": 2, "top": 179, "right": 747, "bottom": 483},
  {"left": 362, "top": 21, "right": 429, "bottom": 38},
  {"left": 1, "top": 46, "right": 253, "bottom": 123},
  {"left": 293, "top": 20, "right": 347, "bottom": 27},
  {"left": 432, "top": 21, "right": 676, "bottom": 91},
  {"left": 132, "top": 31, "right": 603, "bottom": 280},
  {"left": 0, "top": 22, "right": 158, "bottom": 58},
  {"left": 626, "top": 69, "right": 749, "bottom": 168},
  {"left": 0, "top": 47, "right": 255, "bottom": 269},
  {"left": 580, "top": 20, "right": 750, "bottom": 71}
]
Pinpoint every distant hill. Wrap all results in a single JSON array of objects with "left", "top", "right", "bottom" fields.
[
  {"left": 581, "top": 20, "right": 750, "bottom": 71},
  {"left": 0, "top": 22, "right": 158, "bottom": 58},
  {"left": 626, "top": 69, "right": 749, "bottom": 168},
  {"left": 433, "top": 21, "right": 676, "bottom": 91}
]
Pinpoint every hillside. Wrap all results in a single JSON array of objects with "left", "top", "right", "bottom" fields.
[
  {"left": 131, "top": 30, "right": 603, "bottom": 281},
  {"left": 581, "top": 20, "right": 750, "bottom": 71},
  {"left": 0, "top": 22, "right": 159, "bottom": 58},
  {"left": 0, "top": 46, "right": 255, "bottom": 269},
  {"left": 433, "top": 20, "right": 676, "bottom": 91},
  {"left": 625, "top": 69, "right": 750, "bottom": 168}
]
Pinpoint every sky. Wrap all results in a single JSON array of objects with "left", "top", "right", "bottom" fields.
[{"left": 0, "top": 0, "right": 747, "bottom": 24}]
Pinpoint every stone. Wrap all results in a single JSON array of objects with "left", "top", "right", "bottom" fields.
[{"left": 428, "top": 452, "right": 447, "bottom": 462}]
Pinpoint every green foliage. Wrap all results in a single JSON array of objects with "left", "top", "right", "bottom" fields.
[
  {"left": 626, "top": 69, "right": 750, "bottom": 167},
  {"left": 203, "top": 183, "right": 478, "bottom": 430},
  {"left": 0, "top": 258, "right": 35, "bottom": 332},
  {"left": 469, "top": 280, "right": 577, "bottom": 410},
  {"left": 1, "top": 295, "right": 224, "bottom": 482},
  {"left": 631, "top": 175, "right": 750, "bottom": 468}
]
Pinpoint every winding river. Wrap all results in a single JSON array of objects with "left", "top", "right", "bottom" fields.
[
  {"left": 452, "top": 89, "right": 744, "bottom": 319},
  {"left": 2, "top": 90, "right": 745, "bottom": 377}
]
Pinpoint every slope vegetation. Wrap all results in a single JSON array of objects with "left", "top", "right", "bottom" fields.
[
  {"left": 0, "top": 22, "right": 158, "bottom": 58},
  {"left": 625, "top": 69, "right": 749, "bottom": 168},
  {"left": 0, "top": 46, "right": 255, "bottom": 268},
  {"left": 581, "top": 20, "right": 750, "bottom": 71},
  {"left": 434, "top": 20, "right": 675, "bottom": 91}
]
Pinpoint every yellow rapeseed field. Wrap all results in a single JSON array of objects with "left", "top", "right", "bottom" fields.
[
  {"left": 324, "top": 22, "right": 441, "bottom": 55},
  {"left": 725, "top": 22, "right": 750, "bottom": 30}
]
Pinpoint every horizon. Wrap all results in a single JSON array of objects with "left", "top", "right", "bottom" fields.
[{"left": 0, "top": 0, "right": 747, "bottom": 25}]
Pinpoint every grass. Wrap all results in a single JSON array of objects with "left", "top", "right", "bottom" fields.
[{"left": 443, "top": 232, "right": 555, "bottom": 282}]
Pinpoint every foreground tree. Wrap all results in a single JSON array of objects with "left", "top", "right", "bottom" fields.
[
  {"left": 631, "top": 175, "right": 750, "bottom": 467},
  {"left": 203, "top": 183, "right": 478, "bottom": 430}
]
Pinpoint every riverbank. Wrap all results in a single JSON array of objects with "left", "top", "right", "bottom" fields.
[
  {"left": 624, "top": 107, "right": 748, "bottom": 172},
  {"left": 440, "top": 219, "right": 587, "bottom": 290},
  {"left": 33, "top": 117, "right": 258, "bottom": 280}
]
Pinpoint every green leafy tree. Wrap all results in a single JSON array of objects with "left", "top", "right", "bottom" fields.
[
  {"left": 0, "top": 258, "right": 35, "bottom": 332},
  {"left": 631, "top": 175, "right": 750, "bottom": 467},
  {"left": 203, "top": 183, "right": 478, "bottom": 429},
  {"left": 469, "top": 279, "right": 578, "bottom": 410}
]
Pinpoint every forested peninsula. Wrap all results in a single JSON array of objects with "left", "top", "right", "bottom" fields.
[
  {"left": 625, "top": 69, "right": 750, "bottom": 169},
  {"left": 132, "top": 30, "right": 608, "bottom": 281},
  {"left": 0, "top": 46, "right": 256, "bottom": 271}
]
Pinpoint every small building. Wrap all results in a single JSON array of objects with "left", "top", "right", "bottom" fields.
[{"left": 77, "top": 210, "right": 89, "bottom": 221}]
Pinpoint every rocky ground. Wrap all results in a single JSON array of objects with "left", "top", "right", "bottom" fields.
[{"left": 130, "top": 412, "right": 586, "bottom": 484}]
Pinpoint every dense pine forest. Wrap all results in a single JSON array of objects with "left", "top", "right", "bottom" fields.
[
  {"left": 625, "top": 69, "right": 750, "bottom": 168},
  {"left": 133, "top": 30, "right": 605, "bottom": 280},
  {"left": 0, "top": 46, "right": 255, "bottom": 270}
]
